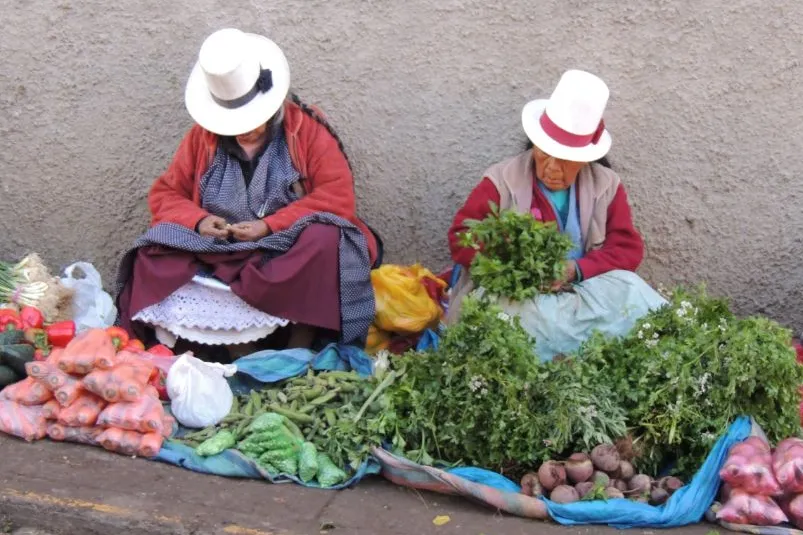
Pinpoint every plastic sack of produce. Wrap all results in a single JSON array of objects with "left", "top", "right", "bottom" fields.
[
  {"left": 720, "top": 438, "right": 782, "bottom": 496},
  {"left": 0, "top": 399, "right": 47, "bottom": 441},
  {"left": 1, "top": 377, "right": 53, "bottom": 405},
  {"left": 780, "top": 494, "right": 803, "bottom": 529},
  {"left": 57, "top": 392, "right": 106, "bottom": 427},
  {"left": 59, "top": 262, "right": 116, "bottom": 333},
  {"left": 95, "top": 348, "right": 176, "bottom": 401},
  {"left": 716, "top": 490, "right": 788, "bottom": 525},
  {"left": 97, "top": 427, "right": 163, "bottom": 457},
  {"left": 47, "top": 423, "right": 102, "bottom": 445},
  {"left": 371, "top": 264, "right": 446, "bottom": 334},
  {"left": 54, "top": 380, "right": 83, "bottom": 407},
  {"left": 83, "top": 360, "right": 155, "bottom": 403},
  {"left": 167, "top": 353, "right": 235, "bottom": 428},
  {"left": 772, "top": 438, "right": 803, "bottom": 494},
  {"left": 56, "top": 328, "right": 115, "bottom": 375},
  {"left": 25, "top": 361, "right": 77, "bottom": 392},
  {"left": 97, "top": 393, "right": 165, "bottom": 434},
  {"left": 41, "top": 399, "right": 61, "bottom": 420}
]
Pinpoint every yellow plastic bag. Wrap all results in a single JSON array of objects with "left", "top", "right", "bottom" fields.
[
  {"left": 371, "top": 264, "right": 446, "bottom": 334},
  {"left": 366, "top": 325, "right": 392, "bottom": 355}
]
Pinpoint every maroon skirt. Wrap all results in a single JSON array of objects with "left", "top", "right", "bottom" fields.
[{"left": 117, "top": 224, "right": 341, "bottom": 342}]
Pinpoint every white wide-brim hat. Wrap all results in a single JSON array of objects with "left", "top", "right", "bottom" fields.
[
  {"left": 185, "top": 28, "right": 291, "bottom": 137},
  {"left": 522, "top": 69, "right": 612, "bottom": 162}
]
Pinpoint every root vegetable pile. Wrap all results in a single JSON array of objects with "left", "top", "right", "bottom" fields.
[{"left": 521, "top": 442, "right": 685, "bottom": 505}]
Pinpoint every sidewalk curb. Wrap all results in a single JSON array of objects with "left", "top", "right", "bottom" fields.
[{"left": 0, "top": 487, "right": 282, "bottom": 535}]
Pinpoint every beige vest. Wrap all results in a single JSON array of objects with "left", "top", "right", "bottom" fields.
[{"left": 446, "top": 151, "right": 621, "bottom": 323}]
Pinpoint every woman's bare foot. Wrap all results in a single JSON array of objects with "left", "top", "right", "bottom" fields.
[{"left": 287, "top": 324, "right": 317, "bottom": 349}]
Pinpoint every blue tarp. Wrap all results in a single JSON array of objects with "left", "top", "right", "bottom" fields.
[
  {"left": 154, "top": 344, "right": 380, "bottom": 488},
  {"left": 543, "top": 416, "right": 752, "bottom": 529}
]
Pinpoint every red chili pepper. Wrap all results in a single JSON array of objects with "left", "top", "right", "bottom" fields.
[
  {"left": 147, "top": 344, "right": 175, "bottom": 357},
  {"left": 124, "top": 339, "right": 145, "bottom": 351},
  {"left": 19, "top": 306, "right": 44, "bottom": 329},
  {"left": 23, "top": 328, "right": 49, "bottom": 350},
  {"left": 106, "top": 326, "right": 130, "bottom": 350},
  {"left": 45, "top": 321, "right": 76, "bottom": 348}
]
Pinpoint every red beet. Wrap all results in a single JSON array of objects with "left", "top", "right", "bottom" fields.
[
  {"left": 616, "top": 460, "right": 635, "bottom": 481},
  {"left": 550, "top": 485, "right": 579, "bottom": 504},
  {"left": 565, "top": 453, "right": 594, "bottom": 484},
  {"left": 591, "top": 444, "right": 620, "bottom": 473},
  {"left": 575, "top": 481, "right": 595, "bottom": 498},
  {"left": 537, "top": 461, "right": 566, "bottom": 492},
  {"left": 520, "top": 472, "right": 543, "bottom": 497}
]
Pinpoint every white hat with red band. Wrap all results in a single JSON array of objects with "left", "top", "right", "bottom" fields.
[{"left": 521, "top": 69, "right": 612, "bottom": 162}]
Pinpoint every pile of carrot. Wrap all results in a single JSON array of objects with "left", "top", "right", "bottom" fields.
[{"left": 0, "top": 328, "right": 175, "bottom": 458}]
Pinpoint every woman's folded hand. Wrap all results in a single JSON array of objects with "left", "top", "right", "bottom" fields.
[
  {"left": 230, "top": 220, "right": 270, "bottom": 242},
  {"left": 198, "top": 215, "right": 230, "bottom": 239}
]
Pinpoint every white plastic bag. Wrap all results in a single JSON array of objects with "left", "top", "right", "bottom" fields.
[
  {"left": 166, "top": 353, "right": 237, "bottom": 428},
  {"left": 60, "top": 262, "right": 116, "bottom": 332}
]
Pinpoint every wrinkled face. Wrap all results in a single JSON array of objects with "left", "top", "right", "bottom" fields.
[
  {"left": 532, "top": 146, "right": 587, "bottom": 191},
  {"left": 235, "top": 123, "right": 269, "bottom": 147}
]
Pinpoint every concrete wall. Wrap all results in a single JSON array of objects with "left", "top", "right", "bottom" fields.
[{"left": 1, "top": 0, "right": 801, "bottom": 330}]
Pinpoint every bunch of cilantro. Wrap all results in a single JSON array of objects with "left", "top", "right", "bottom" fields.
[
  {"left": 576, "top": 287, "right": 803, "bottom": 477},
  {"left": 458, "top": 203, "right": 575, "bottom": 301}
]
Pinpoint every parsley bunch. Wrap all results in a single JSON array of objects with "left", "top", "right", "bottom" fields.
[
  {"left": 388, "top": 295, "right": 627, "bottom": 474},
  {"left": 576, "top": 287, "right": 803, "bottom": 477},
  {"left": 458, "top": 203, "right": 575, "bottom": 301}
]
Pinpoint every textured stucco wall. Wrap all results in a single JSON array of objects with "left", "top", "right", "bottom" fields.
[{"left": 1, "top": 0, "right": 801, "bottom": 330}]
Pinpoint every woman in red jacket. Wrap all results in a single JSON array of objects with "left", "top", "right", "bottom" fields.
[
  {"left": 447, "top": 70, "right": 665, "bottom": 360},
  {"left": 116, "top": 28, "right": 380, "bottom": 356}
]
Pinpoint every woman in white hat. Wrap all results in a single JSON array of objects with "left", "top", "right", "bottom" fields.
[
  {"left": 116, "top": 28, "right": 381, "bottom": 356},
  {"left": 447, "top": 70, "right": 666, "bottom": 360}
]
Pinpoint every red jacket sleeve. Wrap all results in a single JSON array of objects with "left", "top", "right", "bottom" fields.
[
  {"left": 576, "top": 183, "right": 644, "bottom": 279},
  {"left": 263, "top": 118, "right": 356, "bottom": 232},
  {"left": 448, "top": 178, "right": 501, "bottom": 267},
  {"left": 148, "top": 126, "right": 210, "bottom": 230}
]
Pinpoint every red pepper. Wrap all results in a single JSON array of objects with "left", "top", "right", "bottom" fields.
[
  {"left": 146, "top": 344, "right": 174, "bottom": 357},
  {"left": 0, "top": 309, "right": 22, "bottom": 331},
  {"left": 23, "top": 328, "right": 49, "bottom": 350},
  {"left": 19, "top": 306, "right": 44, "bottom": 329},
  {"left": 125, "top": 339, "right": 145, "bottom": 351},
  {"left": 106, "top": 326, "right": 130, "bottom": 350},
  {"left": 45, "top": 321, "right": 76, "bottom": 348}
]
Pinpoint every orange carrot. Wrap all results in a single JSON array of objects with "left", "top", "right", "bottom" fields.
[
  {"left": 42, "top": 399, "right": 61, "bottom": 420},
  {"left": 97, "top": 427, "right": 124, "bottom": 451},
  {"left": 137, "top": 432, "right": 163, "bottom": 457},
  {"left": 57, "top": 393, "right": 106, "bottom": 427},
  {"left": 54, "top": 381, "right": 83, "bottom": 407},
  {"left": 2, "top": 377, "right": 53, "bottom": 405}
]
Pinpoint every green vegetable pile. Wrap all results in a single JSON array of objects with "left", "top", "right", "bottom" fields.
[
  {"left": 386, "top": 295, "right": 627, "bottom": 475},
  {"left": 574, "top": 286, "right": 803, "bottom": 477},
  {"left": 177, "top": 369, "right": 399, "bottom": 475},
  {"left": 458, "top": 203, "right": 574, "bottom": 301}
]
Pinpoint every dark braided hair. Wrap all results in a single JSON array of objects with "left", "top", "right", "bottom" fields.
[
  {"left": 289, "top": 93, "right": 353, "bottom": 174},
  {"left": 524, "top": 139, "right": 612, "bottom": 169}
]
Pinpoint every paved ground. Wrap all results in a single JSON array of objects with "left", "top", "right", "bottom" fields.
[{"left": 0, "top": 436, "right": 722, "bottom": 535}]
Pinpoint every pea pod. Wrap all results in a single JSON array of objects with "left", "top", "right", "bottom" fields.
[
  {"left": 267, "top": 404, "right": 315, "bottom": 424},
  {"left": 250, "top": 390, "right": 263, "bottom": 412},
  {"left": 299, "top": 389, "right": 340, "bottom": 413}
]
